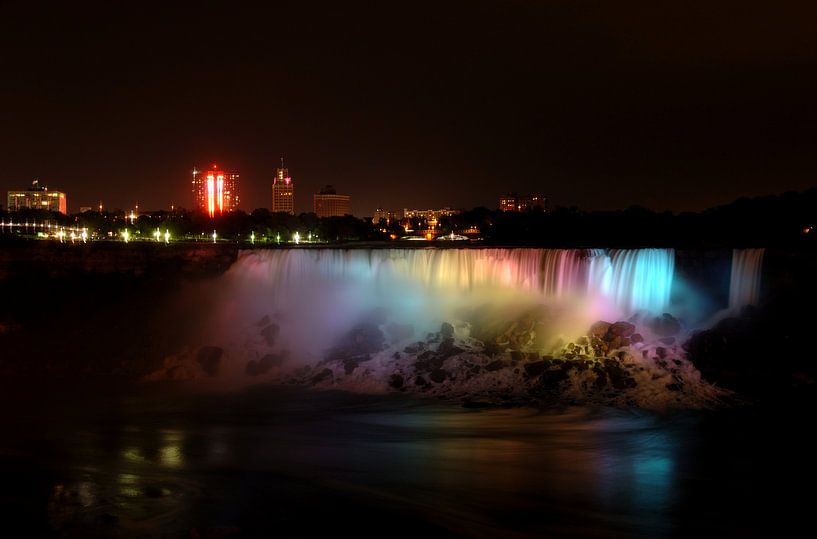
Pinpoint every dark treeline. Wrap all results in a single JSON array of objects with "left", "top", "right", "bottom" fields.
[
  {"left": 1, "top": 188, "right": 815, "bottom": 247},
  {"left": 444, "top": 189, "right": 817, "bottom": 248}
]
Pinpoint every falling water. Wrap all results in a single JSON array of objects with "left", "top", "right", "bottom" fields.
[
  {"left": 729, "top": 248, "right": 764, "bottom": 310},
  {"left": 158, "top": 246, "right": 722, "bottom": 407},
  {"left": 228, "top": 247, "right": 675, "bottom": 317}
]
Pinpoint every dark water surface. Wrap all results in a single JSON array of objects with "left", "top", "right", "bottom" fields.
[{"left": 0, "top": 382, "right": 811, "bottom": 538}]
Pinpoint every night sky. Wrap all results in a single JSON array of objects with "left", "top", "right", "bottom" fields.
[{"left": 2, "top": 1, "right": 816, "bottom": 215}]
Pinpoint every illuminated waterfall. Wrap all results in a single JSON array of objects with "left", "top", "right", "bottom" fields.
[
  {"left": 232, "top": 248, "right": 675, "bottom": 316},
  {"left": 607, "top": 249, "right": 675, "bottom": 315},
  {"left": 729, "top": 248, "right": 764, "bottom": 310}
]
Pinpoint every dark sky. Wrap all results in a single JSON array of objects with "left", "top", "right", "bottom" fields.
[{"left": 2, "top": 1, "right": 816, "bottom": 215}]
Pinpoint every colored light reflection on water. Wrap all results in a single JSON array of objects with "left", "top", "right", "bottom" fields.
[{"left": 0, "top": 385, "right": 809, "bottom": 537}]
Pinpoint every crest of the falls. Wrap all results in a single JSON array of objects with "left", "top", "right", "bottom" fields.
[{"left": 228, "top": 247, "right": 675, "bottom": 316}]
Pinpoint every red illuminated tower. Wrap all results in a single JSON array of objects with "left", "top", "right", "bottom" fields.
[{"left": 192, "top": 165, "right": 240, "bottom": 217}]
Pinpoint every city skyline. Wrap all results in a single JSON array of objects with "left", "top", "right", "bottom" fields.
[{"left": 3, "top": 2, "right": 816, "bottom": 216}]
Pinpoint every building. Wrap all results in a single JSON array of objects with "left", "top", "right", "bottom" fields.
[
  {"left": 313, "top": 185, "right": 351, "bottom": 217},
  {"left": 402, "top": 207, "right": 460, "bottom": 228},
  {"left": 272, "top": 159, "right": 295, "bottom": 214},
  {"left": 499, "top": 194, "right": 519, "bottom": 212},
  {"left": 192, "top": 165, "right": 240, "bottom": 217},
  {"left": 499, "top": 193, "right": 547, "bottom": 212},
  {"left": 373, "top": 208, "right": 403, "bottom": 224},
  {"left": 7, "top": 180, "right": 67, "bottom": 214}
]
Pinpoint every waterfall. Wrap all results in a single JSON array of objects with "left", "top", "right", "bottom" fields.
[
  {"left": 607, "top": 249, "right": 675, "bottom": 315},
  {"left": 230, "top": 247, "right": 675, "bottom": 316},
  {"left": 729, "top": 248, "right": 764, "bottom": 310}
]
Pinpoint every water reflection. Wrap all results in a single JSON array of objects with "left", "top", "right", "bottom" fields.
[{"left": 2, "top": 386, "right": 807, "bottom": 537}]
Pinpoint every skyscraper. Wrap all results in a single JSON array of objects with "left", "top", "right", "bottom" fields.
[
  {"left": 313, "top": 185, "right": 351, "bottom": 217},
  {"left": 192, "top": 165, "right": 240, "bottom": 217},
  {"left": 272, "top": 158, "right": 295, "bottom": 214}
]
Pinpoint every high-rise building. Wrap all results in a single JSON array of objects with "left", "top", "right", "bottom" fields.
[
  {"left": 272, "top": 158, "right": 295, "bottom": 214},
  {"left": 314, "top": 185, "right": 351, "bottom": 217},
  {"left": 499, "top": 193, "right": 547, "bottom": 212},
  {"left": 7, "top": 180, "right": 67, "bottom": 214},
  {"left": 192, "top": 165, "right": 240, "bottom": 217}
]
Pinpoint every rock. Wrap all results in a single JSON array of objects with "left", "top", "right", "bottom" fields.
[
  {"left": 388, "top": 374, "right": 404, "bottom": 389},
  {"left": 655, "top": 346, "right": 668, "bottom": 359},
  {"left": 606, "top": 336, "right": 630, "bottom": 350},
  {"left": 403, "top": 342, "right": 425, "bottom": 354},
  {"left": 195, "top": 346, "right": 223, "bottom": 376},
  {"left": 440, "top": 322, "right": 455, "bottom": 338},
  {"left": 430, "top": 369, "right": 448, "bottom": 383},
  {"left": 437, "top": 337, "right": 463, "bottom": 358},
  {"left": 342, "top": 358, "right": 359, "bottom": 375},
  {"left": 260, "top": 324, "right": 280, "bottom": 346},
  {"left": 651, "top": 313, "right": 682, "bottom": 337},
  {"left": 539, "top": 368, "right": 568, "bottom": 388},
  {"left": 485, "top": 359, "right": 507, "bottom": 372},
  {"left": 607, "top": 321, "right": 636, "bottom": 339},
  {"left": 326, "top": 323, "right": 385, "bottom": 362},
  {"left": 603, "top": 358, "right": 637, "bottom": 389},
  {"left": 524, "top": 360, "right": 550, "bottom": 378},
  {"left": 414, "top": 375, "right": 428, "bottom": 387},
  {"left": 311, "top": 368, "right": 333, "bottom": 385},
  {"left": 589, "top": 321, "right": 612, "bottom": 338},
  {"left": 630, "top": 333, "right": 644, "bottom": 344}
]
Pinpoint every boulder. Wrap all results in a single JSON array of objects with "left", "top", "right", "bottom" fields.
[
  {"left": 437, "top": 337, "right": 463, "bottom": 358},
  {"left": 607, "top": 321, "right": 636, "bottom": 339},
  {"left": 524, "top": 360, "right": 550, "bottom": 378},
  {"left": 440, "top": 322, "right": 455, "bottom": 338},
  {"left": 388, "top": 374, "right": 404, "bottom": 389},
  {"left": 589, "top": 321, "right": 612, "bottom": 338},
  {"left": 430, "top": 369, "right": 448, "bottom": 383},
  {"left": 650, "top": 313, "right": 682, "bottom": 337},
  {"left": 311, "top": 368, "right": 333, "bottom": 385},
  {"left": 485, "top": 359, "right": 507, "bottom": 372}
]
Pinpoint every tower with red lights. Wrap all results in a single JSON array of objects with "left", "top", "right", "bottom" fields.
[
  {"left": 271, "top": 158, "right": 295, "bottom": 214},
  {"left": 192, "top": 165, "right": 240, "bottom": 217}
]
